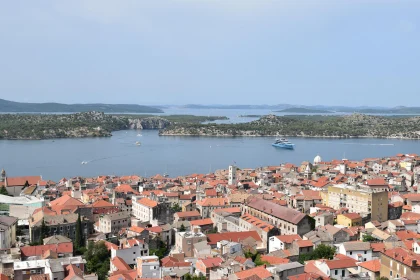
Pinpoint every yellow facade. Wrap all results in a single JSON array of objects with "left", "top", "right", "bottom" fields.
[{"left": 336, "top": 214, "right": 362, "bottom": 227}]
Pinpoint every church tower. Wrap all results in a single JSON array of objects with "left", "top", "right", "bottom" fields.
[
  {"left": 228, "top": 165, "right": 237, "bottom": 185},
  {"left": 1, "top": 169, "right": 6, "bottom": 183}
]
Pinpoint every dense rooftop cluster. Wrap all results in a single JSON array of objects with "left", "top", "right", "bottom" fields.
[{"left": 1, "top": 153, "right": 420, "bottom": 279}]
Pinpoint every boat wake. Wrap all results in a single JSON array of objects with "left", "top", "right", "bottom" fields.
[{"left": 342, "top": 143, "right": 394, "bottom": 146}]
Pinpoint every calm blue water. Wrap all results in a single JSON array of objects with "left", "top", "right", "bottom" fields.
[{"left": 1, "top": 129, "right": 419, "bottom": 181}]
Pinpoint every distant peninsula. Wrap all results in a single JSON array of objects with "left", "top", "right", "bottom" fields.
[
  {"left": 160, "top": 114, "right": 420, "bottom": 139},
  {"left": 276, "top": 107, "right": 332, "bottom": 114},
  {"left": 0, "top": 98, "right": 163, "bottom": 113},
  {"left": 0, "top": 112, "right": 228, "bottom": 140}
]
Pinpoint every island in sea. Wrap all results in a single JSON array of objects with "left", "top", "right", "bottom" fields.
[
  {"left": 159, "top": 114, "right": 420, "bottom": 139},
  {"left": 275, "top": 107, "right": 333, "bottom": 114},
  {"left": 0, "top": 112, "right": 228, "bottom": 140},
  {"left": 0, "top": 98, "right": 163, "bottom": 113}
]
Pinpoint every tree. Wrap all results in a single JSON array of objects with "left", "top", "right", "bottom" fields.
[
  {"left": 149, "top": 238, "right": 167, "bottom": 260},
  {"left": 38, "top": 218, "right": 49, "bottom": 244},
  {"left": 0, "top": 186, "right": 8, "bottom": 195},
  {"left": 179, "top": 224, "right": 186, "bottom": 232},
  {"left": 363, "top": 234, "right": 378, "bottom": 242},
  {"left": 84, "top": 241, "right": 110, "bottom": 280},
  {"left": 298, "top": 244, "right": 336, "bottom": 264},
  {"left": 74, "top": 213, "right": 84, "bottom": 253},
  {"left": 171, "top": 203, "right": 182, "bottom": 212}
]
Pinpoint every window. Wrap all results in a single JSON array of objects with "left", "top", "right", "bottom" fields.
[
  {"left": 335, "top": 270, "right": 338, "bottom": 275},
  {"left": 364, "top": 251, "right": 367, "bottom": 254},
  {"left": 350, "top": 252, "right": 353, "bottom": 255},
  {"left": 390, "top": 271, "right": 393, "bottom": 276},
  {"left": 342, "top": 270, "right": 345, "bottom": 277}
]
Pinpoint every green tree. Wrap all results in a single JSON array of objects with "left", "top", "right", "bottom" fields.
[
  {"left": 171, "top": 203, "right": 182, "bottom": 212},
  {"left": 84, "top": 241, "right": 110, "bottom": 280},
  {"left": 38, "top": 218, "right": 49, "bottom": 244},
  {"left": 179, "top": 224, "right": 186, "bottom": 232},
  {"left": 0, "top": 186, "right": 8, "bottom": 195},
  {"left": 74, "top": 213, "right": 84, "bottom": 253},
  {"left": 363, "top": 234, "right": 378, "bottom": 242},
  {"left": 298, "top": 244, "right": 336, "bottom": 264},
  {"left": 254, "top": 254, "right": 270, "bottom": 267},
  {"left": 150, "top": 238, "right": 167, "bottom": 260}
]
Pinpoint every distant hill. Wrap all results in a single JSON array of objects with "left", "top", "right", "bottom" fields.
[
  {"left": 0, "top": 98, "right": 163, "bottom": 113},
  {"left": 276, "top": 107, "right": 332, "bottom": 114}
]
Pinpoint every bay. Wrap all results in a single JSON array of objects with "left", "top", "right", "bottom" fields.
[{"left": 0, "top": 129, "right": 419, "bottom": 181}]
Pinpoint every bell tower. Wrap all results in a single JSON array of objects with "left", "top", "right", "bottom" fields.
[{"left": 0, "top": 169, "right": 5, "bottom": 183}]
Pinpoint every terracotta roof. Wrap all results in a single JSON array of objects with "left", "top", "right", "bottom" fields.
[
  {"left": 325, "top": 258, "right": 357, "bottom": 269},
  {"left": 175, "top": 211, "right": 201, "bottom": 218},
  {"left": 20, "top": 242, "right": 73, "bottom": 257},
  {"left": 359, "top": 259, "right": 380, "bottom": 272},
  {"left": 112, "top": 257, "right": 131, "bottom": 271},
  {"left": 366, "top": 178, "right": 387, "bottom": 186},
  {"left": 274, "top": 234, "right": 302, "bottom": 244},
  {"left": 247, "top": 197, "right": 306, "bottom": 224},
  {"left": 6, "top": 176, "right": 41, "bottom": 187},
  {"left": 196, "top": 197, "right": 228, "bottom": 207},
  {"left": 108, "top": 270, "right": 137, "bottom": 280},
  {"left": 235, "top": 266, "right": 273, "bottom": 279},
  {"left": 64, "top": 264, "right": 84, "bottom": 280},
  {"left": 136, "top": 197, "right": 158, "bottom": 208},
  {"left": 213, "top": 207, "right": 241, "bottom": 213},
  {"left": 207, "top": 231, "right": 262, "bottom": 245},
  {"left": 199, "top": 257, "right": 223, "bottom": 268},
  {"left": 49, "top": 195, "right": 84, "bottom": 207},
  {"left": 128, "top": 226, "right": 146, "bottom": 234},
  {"left": 190, "top": 218, "right": 213, "bottom": 227},
  {"left": 260, "top": 255, "right": 289, "bottom": 265},
  {"left": 92, "top": 200, "right": 115, "bottom": 208},
  {"left": 340, "top": 213, "right": 361, "bottom": 220},
  {"left": 382, "top": 247, "right": 420, "bottom": 267},
  {"left": 114, "top": 184, "right": 137, "bottom": 194}
]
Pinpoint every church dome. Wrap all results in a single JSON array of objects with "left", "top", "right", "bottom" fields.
[{"left": 314, "top": 155, "right": 322, "bottom": 164}]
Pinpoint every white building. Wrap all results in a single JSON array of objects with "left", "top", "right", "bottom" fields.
[
  {"left": 217, "top": 240, "right": 242, "bottom": 255},
  {"left": 0, "top": 216, "right": 18, "bottom": 249},
  {"left": 132, "top": 196, "right": 158, "bottom": 222},
  {"left": 111, "top": 238, "right": 149, "bottom": 266},
  {"left": 228, "top": 165, "right": 237, "bottom": 186},
  {"left": 136, "top": 256, "right": 162, "bottom": 279},
  {"left": 314, "top": 259, "right": 358, "bottom": 280},
  {"left": 338, "top": 242, "right": 373, "bottom": 262}
]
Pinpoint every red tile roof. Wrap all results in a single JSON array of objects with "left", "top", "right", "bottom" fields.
[
  {"left": 199, "top": 257, "right": 223, "bottom": 268},
  {"left": 325, "top": 259, "right": 357, "bottom": 269},
  {"left": 137, "top": 197, "right": 158, "bottom": 208},
  {"left": 274, "top": 234, "right": 302, "bottom": 244},
  {"left": 6, "top": 176, "right": 41, "bottom": 187},
  {"left": 112, "top": 257, "right": 131, "bottom": 271},
  {"left": 92, "top": 200, "right": 115, "bottom": 208},
  {"left": 260, "top": 255, "right": 289, "bottom": 265},
  {"left": 49, "top": 195, "right": 84, "bottom": 207},
  {"left": 20, "top": 242, "right": 73, "bottom": 257},
  {"left": 359, "top": 259, "right": 380, "bottom": 272},
  {"left": 207, "top": 231, "right": 262, "bottom": 245},
  {"left": 175, "top": 211, "right": 201, "bottom": 218},
  {"left": 235, "top": 266, "right": 272, "bottom": 279},
  {"left": 190, "top": 218, "right": 213, "bottom": 227}
]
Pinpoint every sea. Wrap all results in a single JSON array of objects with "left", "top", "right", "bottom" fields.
[{"left": 1, "top": 108, "right": 419, "bottom": 181}]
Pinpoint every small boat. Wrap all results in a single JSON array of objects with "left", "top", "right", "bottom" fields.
[
  {"left": 272, "top": 138, "right": 295, "bottom": 149},
  {"left": 137, "top": 133, "right": 142, "bottom": 137},
  {"left": 81, "top": 161, "right": 88, "bottom": 165},
  {"left": 135, "top": 141, "right": 141, "bottom": 146}
]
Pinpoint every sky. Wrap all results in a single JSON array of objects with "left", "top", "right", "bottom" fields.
[{"left": 0, "top": 0, "right": 419, "bottom": 106}]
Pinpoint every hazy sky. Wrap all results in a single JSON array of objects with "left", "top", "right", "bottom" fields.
[{"left": 1, "top": 1, "right": 419, "bottom": 106}]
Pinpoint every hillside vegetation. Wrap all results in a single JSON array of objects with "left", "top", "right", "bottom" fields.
[
  {"left": 160, "top": 114, "right": 420, "bottom": 139},
  {"left": 0, "top": 98, "right": 163, "bottom": 113}
]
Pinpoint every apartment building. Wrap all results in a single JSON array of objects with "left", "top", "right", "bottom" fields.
[
  {"left": 99, "top": 212, "right": 130, "bottom": 234},
  {"left": 380, "top": 247, "right": 420, "bottom": 280},
  {"left": 132, "top": 196, "right": 158, "bottom": 222},
  {"left": 175, "top": 227, "right": 207, "bottom": 258},
  {"left": 325, "top": 184, "right": 388, "bottom": 222}
]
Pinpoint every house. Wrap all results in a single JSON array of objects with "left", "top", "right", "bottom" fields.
[
  {"left": 136, "top": 256, "right": 161, "bottom": 279},
  {"left": 111, "top": 256, "right": 131, "bottom": 274},
  {"left": 206, "top": 231, "right": 264, "bottom": 251},
  {"left": 20, "top": 242, "right": 73, "bottom": 260},
  {"left": 313, "top": 258, "right": 358, "bottom": 280},
  {"left": 196, "top": 198, "right": 229, "bottom": 218},
  {"left": 380, "top": 247, "right": 420, "bottom": 279},
  {"left": 269, "top": 235, "right": 302, "bottom": 253},
  {"left": 303, "top": 225, "right": 350, "bottom": 247},
  {"left": 174, "top": 211, "right": 201, "bottom": 223},
  {"left": 338, "top": 242, "right": 372, "bottom": 262},
  {"left": 111, "top": 238, "right": 149, "bottom": 266},
  {"left": 1, "top": 174, "right": 42, "bottom": 197},
  {"left": 269, "top": 262, "right": 305, "bottom": 280},
  {"left": 336, "top": 213, "right": 362, "bottom": 227},
  {"left": 132, "top": 197, "right": 158, "bottom": 222},
  {"left": 0, "top": 216, "right": 17, "bottom": 249},
  {"left": 196, "top": 257, "right": 223, "bottom": 278},
  {"left": 98, "top": 212, "right": 130, "bottom": 235},
  {"left": 92, "top": 200, "right": 119, "bottom": 222},
  {"left": 189, "top": 218, "right": 214, "bottom": 233},
  {"left": 230, "top": 266, "right": 273, "bottom": 280},
  {"left": 358, "top": 259, "right": 380, "bottom": 280},
  {"left": 174, "top": 227, "right": 207, "bottom": 258}
]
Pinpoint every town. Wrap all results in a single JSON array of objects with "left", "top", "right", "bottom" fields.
[{"left": 1, "top": 153, "right": 420, "bottom": 280}]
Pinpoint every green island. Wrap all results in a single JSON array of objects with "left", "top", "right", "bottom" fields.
[
  {"left": 0, "top": 98, "right": 163, "bottom": 113},
  {"left": 275, "top": 107, "right": 333, "bottom": 114},
  {"left": 0, "top": 112, "right": 228, "bottom": 140},
  {"left": 238, "top": 115, "right": 263, "bottom": 118},
  {"left": 159, "top": 114, "right": 420, "bottom": 139}
]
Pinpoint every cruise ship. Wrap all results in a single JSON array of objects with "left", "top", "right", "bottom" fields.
[{"left": 272, "top": 138, "right": 295, "bottom": 149}]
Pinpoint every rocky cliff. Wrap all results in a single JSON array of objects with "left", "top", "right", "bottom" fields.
[{"left": 127, "top": 117, "right": 171, "bottom": 129}]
